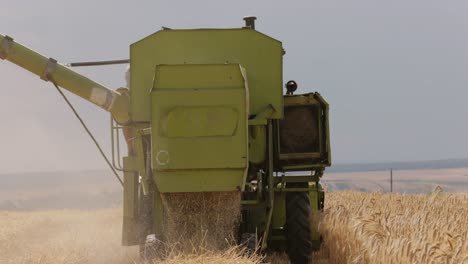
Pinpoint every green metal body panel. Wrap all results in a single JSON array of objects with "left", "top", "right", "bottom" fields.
[
  {"left": 151, "top": 64, "right": 248, "bottom": 192},
  {"left": 130, "top": 28, "right": 283, "bottom": 122},
  {"left": 122, "top": 156, "right": 139, "bottom": 246},
  {"left": 153, "top": 187, "right": 164, "bottom": 239},
  {"left": 248, "top": 125, "right": 267, "bottom": 164},
  {"left": 308, "top": 188, "right": 321, "bottom": 245},
  {"left": 272, "top": 192, "right": 286, "bottom": 230}
]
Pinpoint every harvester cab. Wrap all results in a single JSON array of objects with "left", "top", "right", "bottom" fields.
[{"left": 1, "top": 17, "right": 330, "bottom": 264}]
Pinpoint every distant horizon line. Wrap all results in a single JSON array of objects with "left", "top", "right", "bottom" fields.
[{"left": 1, "top": 158, "right": 468, "bottom": 176}]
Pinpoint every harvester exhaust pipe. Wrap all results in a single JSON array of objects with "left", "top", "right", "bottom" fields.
[{"left": 243, "top": 16, "right": 257, "bottom": 30}]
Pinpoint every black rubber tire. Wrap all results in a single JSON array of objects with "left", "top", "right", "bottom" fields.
[{"left": 285, "top": 184, "right": 311, "bottom": 264}]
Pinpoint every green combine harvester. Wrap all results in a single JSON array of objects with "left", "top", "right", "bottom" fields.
[{"left": 0, "top": 17, "right": 330, "bottom": 264}]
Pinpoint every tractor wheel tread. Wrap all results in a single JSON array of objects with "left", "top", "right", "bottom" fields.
[{"left": 285, "top": 190, "right": 311, "bottom": 264}]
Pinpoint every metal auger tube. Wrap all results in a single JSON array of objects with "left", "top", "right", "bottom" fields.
[{"left": 0, "top": 34, "right": 130, "bottom": 124}]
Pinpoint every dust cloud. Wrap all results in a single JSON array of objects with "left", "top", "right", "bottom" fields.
[{"left": 0, "top": 209, "right": 137, "bottom": 264}]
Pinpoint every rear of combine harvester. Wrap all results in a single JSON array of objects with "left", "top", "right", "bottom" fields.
[{"left": 1, "top": 17, "right": 330, "bottom": 264}]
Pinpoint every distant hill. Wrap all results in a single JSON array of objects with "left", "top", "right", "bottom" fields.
[{"left": 327, "top": 159, "right": 468, "bottom": 173}]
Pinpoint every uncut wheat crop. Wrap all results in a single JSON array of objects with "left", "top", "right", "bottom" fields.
[{"left": 319, "top": 191, "right": 468, "bottom": 264}]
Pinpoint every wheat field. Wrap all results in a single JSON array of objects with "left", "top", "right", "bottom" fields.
[
  {"left": 0, "top": 191, "right": 467, "bottom": 264},
  {"left": 319, "top": 191, "right": 468, "bottom": 264}
]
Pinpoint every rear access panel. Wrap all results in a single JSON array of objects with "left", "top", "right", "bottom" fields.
[{"left": 151, "top": 64, "right": 249, "bottom": 192}]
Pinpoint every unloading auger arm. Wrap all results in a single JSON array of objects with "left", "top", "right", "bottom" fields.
[{"left": 0, "top": 34, "right": 130, "bottom": 124}]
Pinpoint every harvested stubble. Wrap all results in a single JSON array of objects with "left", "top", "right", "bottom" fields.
[
  {"left": 0, "top": 208, "right": 261, "bottom": 264},
  {"left": 161, "top": 191, "right": 241, "bottom": 252},
  {"left": 154, "top": 245, "right": 263, "bottom": 264},
  {"left": 0, "top": 209, "right": 138, "bottom": 264},
  {"left": 319, "top": 191, "right": 468, "bottom": 264}
]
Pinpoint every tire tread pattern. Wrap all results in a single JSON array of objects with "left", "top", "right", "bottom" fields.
[{"left": 286, "top": 188, "right": 311, "bottom": 264}]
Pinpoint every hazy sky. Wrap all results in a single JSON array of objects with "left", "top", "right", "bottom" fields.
[{"left": 1, "top": 0, "right": 467, "bottom": 173}]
